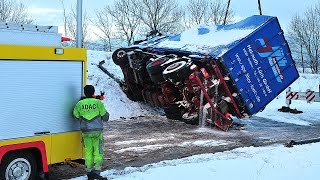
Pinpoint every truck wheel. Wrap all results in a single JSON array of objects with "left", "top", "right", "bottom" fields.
[
  {"left": 163, "top": 105, "right": 182, "bottom": 120},
  {"left": 147, "top": 58, "right": 167, "bottom": 74},
  {"left": 0, "top": 151, "right": 37, "bottom": 180},
  {"left": 165, "top": 112, "right": 182, "bottom": 120},
  {"left": 163, "top": 61, "right": 191, "bottom": 82},
  {"left": 163, "top": 105, "right": 181, "bottom": 114},
  {"left": 147, "top": 58, "right": 168, "bottom": 83},
  {"left": 147, "top": 57, "right": 187, "bottom": 83},
  {"left": 183, "top": 113, "right": 199, "bottom": 125},
  {"left": 112, "top": 48, "right": 129, "bottom": 66}
]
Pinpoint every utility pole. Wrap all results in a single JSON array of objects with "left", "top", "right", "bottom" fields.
[
  {"left": 76, "top": 0, "right": 83, "bottom": 48},
  {"left": 223, "top": 0, "right": 231, "bottom": 25},
  {"left": 258, "top": 0, "right": 262, "bottom": 15}
]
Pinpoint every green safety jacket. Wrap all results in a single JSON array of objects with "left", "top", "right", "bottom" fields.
[{"left": 73, "top": 98, "right": 109, "bottom": 133}]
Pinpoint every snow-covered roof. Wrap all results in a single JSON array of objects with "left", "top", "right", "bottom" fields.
[{"left": 139, "top": 15, "right": 273, "bottom": 58}]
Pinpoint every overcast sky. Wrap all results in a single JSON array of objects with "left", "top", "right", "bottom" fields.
[{"left": 23, "top": 0, "right": 319, "bottom": 32}]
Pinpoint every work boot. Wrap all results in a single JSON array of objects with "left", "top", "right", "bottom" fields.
[{"left": 87, "top": 171, "right": 108, "bottom": 180}]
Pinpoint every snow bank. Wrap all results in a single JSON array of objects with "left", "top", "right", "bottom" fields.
[
  {"left": 71, "top": 142, "right": 320, "bottom": 180},
  {"left": 86, "top": 50, "right": 159, "bottom": 120},
  {"left": 255, "top": 73, "right": 320, "bottom": 126}
]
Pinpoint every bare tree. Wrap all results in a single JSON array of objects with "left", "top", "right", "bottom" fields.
[
  {"left": 185, "top": 0, "right": 233, "bottom": 28},
  {"left": 60, "top": 0, "right": 67, "bottom": 37},
  {"left": 94, "top": 9, "right": 114, "bottom": 51},
  {"left": 65, "top": 6, "right": 90, "bottom": 47},
  {"left": 288, "top": 15, "right": 307, "bottom": 73},
  {"left": 186, "top": 0, "right": 209, "bottom": 27},
  {"left": 288, "top": 4, "right": 320, "bottom": 74},
  {"left": 0, "top": 0, "right": 33, "bottom": 24},
  {"left": 208, "top": 0, "right": 233, "bottom": 25},
  {"left": 107, "top": 0, "right": 140, "bottom": 46},
  {"left": 132, "top": 0, "right": 184, "bottom": 34}
]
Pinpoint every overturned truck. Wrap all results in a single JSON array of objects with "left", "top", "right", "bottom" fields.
[{"left": 112, "top": 15, "right": 299, "bottom": 131}]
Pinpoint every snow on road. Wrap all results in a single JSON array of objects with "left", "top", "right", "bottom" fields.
[
  {"left": 114, "top": 139, "right": 231, "bottom": 154},
  {"left": 71, "top": 142, "right": 320, "bottom": 180},
  {"left": 71, "top": 50, "right": 320, "bottom": 180}
]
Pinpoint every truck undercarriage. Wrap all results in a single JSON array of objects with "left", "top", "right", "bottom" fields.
[{"left": 112, "top": 48, "right": 246, "bottom": 131}]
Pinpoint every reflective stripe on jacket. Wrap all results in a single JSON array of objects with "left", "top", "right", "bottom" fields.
[{"left": 73, "top": 98, "right": 109, "bottom": 132}]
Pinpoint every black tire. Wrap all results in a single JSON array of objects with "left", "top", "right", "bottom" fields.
[
  {"left": 149, "top": 73, "right": 165, "bottom": 84},
  {"left": 163, "top": 105, "right": 181, "bottom": 114},
  {"left": 112, "top": 48, "right": 129, "bottom": 66},
  {"left": 163, "top": 61, "right": 192, "bottom": 82},
  {"left": 185, "top": 118, "right": 199, "bottom": 125},
  {"left": 146, "top": 58, "right": 168, "bottom": 83},
  {"left": 182, "top": 112, "right": 199, "bottom": 125},
  {"left": 163, "top": 105, "right": 182, "bottom": 120},
  {"left": 146, "top": 58, "right": 168, "bottom": 75},
  {"left": 0, "top": 151, "right": 37, "bottom": 180},
  {"left": 125, "top": 87, "right": 143, "bottom": 101},
  {"left": 165, "top": 112, "right": 182, "bottom": 120}
]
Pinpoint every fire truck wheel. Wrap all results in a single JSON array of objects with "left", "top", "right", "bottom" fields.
[
  {"left": 112, "top": 48, "right": 129, "bottom": 66},
  {"left": 163, "top": 61, "right": 191, "bottom": 82},
  {"left": 0, "top": 151, "right": 37, "bottom": 180}
]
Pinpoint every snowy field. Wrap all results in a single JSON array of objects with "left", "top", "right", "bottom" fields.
[{"left": 72, "top": 50, "right": 320, "bottom": 180}]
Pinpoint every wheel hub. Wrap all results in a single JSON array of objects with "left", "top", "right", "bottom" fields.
[
  {"left": 167, "top": 61, "right": 183, "bottom": 71},
  {"left": 6, "top": 158, "right": 31, "bottom": 180},
  {"left": 13, "top": 165, "right": 23, "bottom": 177},
  {"left": 117, "top": 50, "right": 126, "bottom": 58}
]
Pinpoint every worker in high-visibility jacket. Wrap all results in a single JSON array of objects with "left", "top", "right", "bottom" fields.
[{"left": 73, "top": 85, "right": 109, "bottom": 180}]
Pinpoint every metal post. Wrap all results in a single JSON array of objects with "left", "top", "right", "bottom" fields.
[
  {"left": 286, "top": 87, "right": 291, "bottom": 107},
  {"left": 199, "top": 78, "right": 205, "bottom": 127},
  {"left": 76, "top": 0, "right": 83, "bottom": 48}
]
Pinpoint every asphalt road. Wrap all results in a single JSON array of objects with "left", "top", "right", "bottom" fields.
[{"left": 49, "top": 115, "right": 320, "bottom": 179}]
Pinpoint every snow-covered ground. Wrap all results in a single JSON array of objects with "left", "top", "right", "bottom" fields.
[
  {"left": 86, "top": 50, "right": 160, "bottom": 120},
  {"left": 71, "top": 50, "right": 320, "bottom": 180}
]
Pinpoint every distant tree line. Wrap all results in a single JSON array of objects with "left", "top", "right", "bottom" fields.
[
  {"left": 1, "top": 0, "right": 319, "bottom": 73},
  {"left": 93, "top": 0, "right": 234, "bottom": 51},
  {"left": 0, "top": 0, "right": 233, "bottom": 50},
  {"left": 288, "top": 2, "right": 320, "bottom": 74},
  {"left": 0, "top": 0, "right": 33, "bottom": 24}
]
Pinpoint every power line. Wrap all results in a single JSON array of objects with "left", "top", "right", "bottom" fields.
[{"left": 258, "top": 0, "right": 262, "bottom": 15}]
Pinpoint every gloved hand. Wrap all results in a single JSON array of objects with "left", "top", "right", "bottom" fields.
[
  {"left": 99, "top": 91, "right": 105, "bottom": 100},
  {"left": 100, "top": 91, "right": 105, "bottom": 96}
]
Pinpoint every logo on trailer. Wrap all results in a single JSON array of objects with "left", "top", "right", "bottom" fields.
[{"left": 255, "top": 38, "right": 287, "bottom": 83}]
